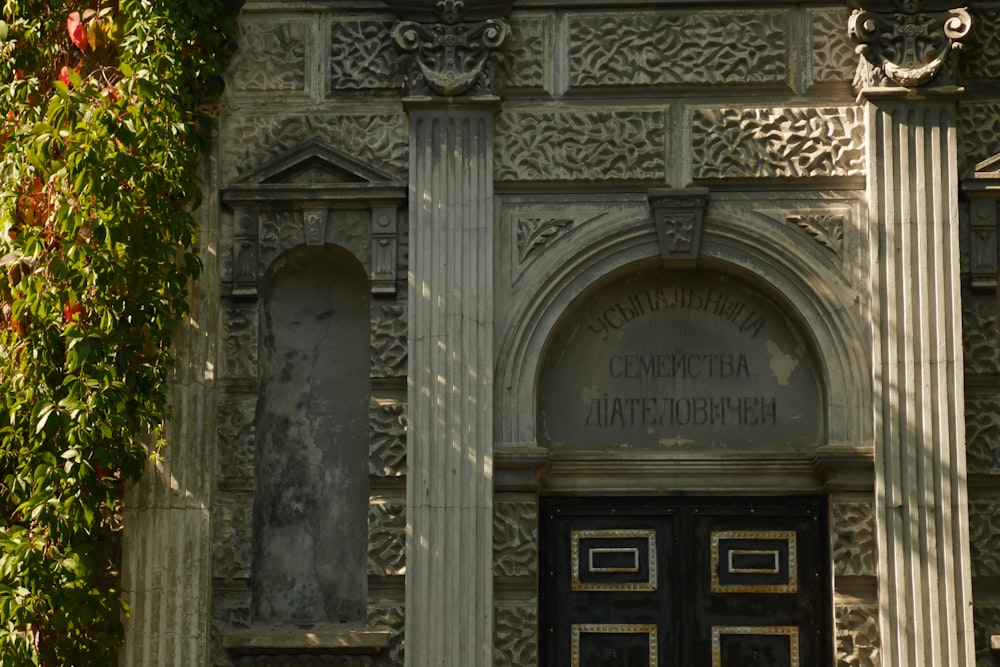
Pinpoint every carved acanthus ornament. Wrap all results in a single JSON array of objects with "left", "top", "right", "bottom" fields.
[
  {"left": 847, "top": 2, "right": 973, "bottom": 90},
  {"left": 392, "top": 0, "right": 510, "bottom": 96}
]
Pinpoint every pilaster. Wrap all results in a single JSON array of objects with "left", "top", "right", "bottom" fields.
[
  {"left": 851, "top": 4, "right": 975, "bottom": 664},
  {"left": 393, "top": 3, "right": 510, "bottom": 665}
]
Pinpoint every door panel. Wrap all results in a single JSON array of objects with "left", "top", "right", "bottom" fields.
[{"left": 540, "top": 497, "right": 829, "bottom": 667}]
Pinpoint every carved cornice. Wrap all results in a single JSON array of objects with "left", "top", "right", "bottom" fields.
[
  {"left": 391, "top": 0, "right": 510, "bottom": 97},
  {"left": 847, "top": 2, "right": 972, "bottom": 90}
]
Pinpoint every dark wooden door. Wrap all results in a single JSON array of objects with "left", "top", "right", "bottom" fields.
[{"left": 540, "top": 497, "right": 829, "bottom": 667}]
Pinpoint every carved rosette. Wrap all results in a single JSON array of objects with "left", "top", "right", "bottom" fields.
[
  {"left": 392, "top": 0, "right": 511, "bottom": 96},
  {"left": 848, "top": 3, "right": 973, "bottom": 90}
]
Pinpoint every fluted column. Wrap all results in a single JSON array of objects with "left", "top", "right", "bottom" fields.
[
  {"left": 851, "top": 6, "right": 975, "bottom": 665},
  {"left": 393, "top": 3, "right": 510, "bottom": 665}
]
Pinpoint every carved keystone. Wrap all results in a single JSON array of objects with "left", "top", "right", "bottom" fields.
[{"left": 648, "top": 188, "right": 709, "bottom": 268}]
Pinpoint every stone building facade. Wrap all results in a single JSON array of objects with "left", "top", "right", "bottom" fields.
[{"left": 116, "top": 1, "right": 1000, "bottom": 666}]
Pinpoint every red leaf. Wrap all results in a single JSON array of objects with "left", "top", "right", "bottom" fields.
[
  {"left": 58, "top": 65, "right": 71, "bottom": 87},
  {"left": 67, "top": 12, "right": 87, "bottom": 51}
]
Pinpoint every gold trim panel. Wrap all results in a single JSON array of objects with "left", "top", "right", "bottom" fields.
[
  {"left": 571, "top": 529, "right": 657, "bottom": 592},
  {"left": 571, "top": 623, "right": 659, "bottom": 667},
  {"left": 710, "top": 530, "right": 797, "bottom": 594},
  {"left": 711, "top": 625, "right": 799, "bottom": 667}
]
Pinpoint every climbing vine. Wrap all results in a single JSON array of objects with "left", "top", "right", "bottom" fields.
[{"left": 0, "top": 1, "right": 229, "bottom": 663}]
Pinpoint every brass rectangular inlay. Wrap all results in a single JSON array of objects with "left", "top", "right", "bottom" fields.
[
  {"left": 711, "top": 625, "right": 799, "bottom": 667},
  {"left": 571, "top": 623, "right": 658, "bottom": 667},
  {"left": 571, "top": 529, "right": 657, "bottom": 592},
  {"left": 710, "top": 530, "right": 797, "bottom": 594}
]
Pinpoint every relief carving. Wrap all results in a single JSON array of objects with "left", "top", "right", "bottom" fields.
[
  {"left": 493, "top": 501, "right": 537, "bottom": 577},
  {"left": 812, "top": 8, "right": 856, "bottom": 84},
  {"left": 222, "top": 302, "right": 259, "bottom": 380},
  {"left": 227, "top": 20, "right": 307, "bottom": 93},
  {"left": 959, "top": 102, "right": 1000, "bottom": 178},
  {"left": 831, "top": 501, "right": 876, "bottom": 577},
  {"left": 568, "top": 12, "right": 787, "bottom": 87},
  {"left": 973, "top": 605, "right": 1000, "bottom": 667},
  {"left": 216, "top": 394, "right": 257, "bottom": 486},
  {"left": 371, "top": 304, "right": 408, "bottom": 378},
  {"left": 848, "top": 4, "right": 972, "bottom": 89},
  {"left": 691, "top": 106, "right": 864, "bottom": 179},
  {"left": 517, "top": 217, "right": 574, "bottom": 263},
  {"left": 369, "top": 500, "right": 406, "bottom": 576},
  {"left": 494, "top": 602, "right": 538, "bottom": 667},
  {"left": 969, "top": 500, "right": 1000, "bottom": 577},
  {"left": 330, "top": 20, "right": 401, "bottom": 91},
  {"left": 496, "top": 110, "right": 666, "bottom": 181},
  {"left": 367, "top": 604, "right": 404, "bottom": 667},
  {"left": 213, "top": 494, "right": 253, "bottom": 582},
  {"left": 786, "top": 212, "right": 845, "bottom": 254},
  {"left": 370, "top": 400, "right": 407, "bottom": 477},
  {"left": 503, "top": 15, "right": 545, "bottom": 90},
  {"left": 962, "top": 290, "right": 1000, "bottom": 375},
  {"left": 960, "top": 6, "right": 1000, "bottom": 82},
  {"left": 259, "top": 211, "right": 304, "bottom": 271},
  {"left": 966, "top": 398, "right": 1000, "bottom": 474},
  {"left": 223, "top": 114, "right": 408, "bottom": 185},
  {"left": 392, "top": 0, "right": 510, "bottom": 97},
  {"left": 835, "top": 606, "right": 881, "bottom": 667}
]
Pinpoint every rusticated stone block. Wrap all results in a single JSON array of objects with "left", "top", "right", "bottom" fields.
[
  {"left": 329, "top": 19, "right": 400, "bottom": 91},
  {"left": 691, "top": 106, "right": 864, "bottom": 179},
  {"left": 959, "top": 102, "right": 1000, "bottom": 177},
  {"left": 227, "top": 20, "right": 307, "bottom": 93},
  {"left": 212, "top": 495, "right": 253, "bottom": 582},
  {"left": 371, "top": 304, "right": 407, "bottom": 378},
  {"left": 835, "top": 606, "right": 881, "bottom": 667},
  {"left": 216, "top": 394, "right": 257, "bottom": 485},
  {"left": 831, "top": 501, "right": 876, "bottom": 577},
  {"left": 495, "top": 110, "right": 666, "bottom": 181},
  {"left": 493, "top": 501, "right": 537, "bottom": 577},
  {"left": 222, "top": 302, "right": 259, "bottom": 381},
  {"left": 967, "top": 398, "right": 1000, "bottom": 474},
  {"left": 961, "top": 6, "right": 1000, "bottom": 83},
  {"left": 370, "top": 400, "right": 406, "bottom": 477},
  {"left": 568, "top": 11, "right": 787, "bottom": 87},
  {"left": 504, "top": 14, "right": 545, "bottom": 90},
  {"left": 368, "top": 500, "right": 405, "bottom": 576},
  {"left": 970, "top": 500, "right": 1000, "bottom": 577},
  {"left": 367, "top": 604, "right": 404, "bottom": 667},
  {"left": 222, "top": 114, "right": 408, "bottom": 184},
  {"left": 811, "top": 8, "right": 855, "bottom": 84},
  {"left": 963, "top": 290, "right": 1000, "bottom": 375},
  {"left": 494, "top": 602, "right": 538, "bottom": 667}
]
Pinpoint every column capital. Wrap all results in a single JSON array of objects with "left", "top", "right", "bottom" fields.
[
  {"left": 848, "top": 2, "right": 972, "bottom": 92},
  {"left": 391, "top": 0, "right": 511, "bottom": 98}
]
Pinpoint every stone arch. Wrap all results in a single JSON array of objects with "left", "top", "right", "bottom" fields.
[
  {"left": 253, "top": 243, "right": 371, "bottom": 624},
  {"left": 496, "top": 208, "right": 872, "bottom": 451}
]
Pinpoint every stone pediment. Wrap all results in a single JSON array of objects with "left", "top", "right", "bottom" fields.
[
  {"left": 222, "top": 140, "right": 406, "bottom": 206},
  {"left": 970, "top": 153, "right": 1000, "bottom": 184}
]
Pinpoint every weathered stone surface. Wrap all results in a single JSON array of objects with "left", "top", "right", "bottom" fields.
[
  {"left": 831, "top": 501, "right": 876, "bottom": 577},
  {"left": 504, "top": 14, "right": 545, "bottom": 90},
  {"left": 234, "top": 657, "right": 373, "bottom": 667},
  {"left": 217, "top": 394, "right": 257, "bottom": 485},
  {"left": 963, "top": 290, "right": 1000, "bottom": 375},
  {"left": 213, "top": 495, "right": 254, "bottom": 582},
  {"left": 222, "top": 302, "right": 259, "bottom": 381},
  {"left": 227, "top": 19, "right": 307, "bottom": 93},
  {"left": 967, "top": 398, "right": 1000, "bottom": 474},
  {"left": 811, "top": 8, "right": 855, "bottom": 84},
  {"left": 692, "top": 106, "right": 864, "bottom": 179},
  {"left": 257, "top": 210, "right": 369, "bottom": 276},
  {"left": 371, "top": 304, "right": 407, "bottom": 379},
  {"left": 494, "top": 602, "right": 538, "bottom": 667},
  {"left": 223, "top": 114, "right": 408, "bottom": 184},
  {"left": 835, "top": 606, "right": 881, "bottom": 667},
  {"left": 496, "top": 110, "right": 666, "bottom": 181},
  {"left": 974, "top": 605, "right": 1000, "bottom": 667},
  {"left": 368, "top": 500, "right": 406, "bottom": 576},
  {"left": 330, "top": 20, "right": 400, "bottom": 91},
  {"left": 970, "top": 500, "right": 1000, "bottom": 577},
  {"left": 370, "top": 400, "right": 407, "bottom": 477},
  {"left": 959, "top": 102, "right": 1000, "bottom": 177},
  {"left": 367, "top": 604, "right": 404, "bottom": 667},
  {"left": 568, "top": 11, "right": 787, "bottom": 87},
  {"left": 493, "top": 501, "right": 536, "bottom": 577},
  {"left": 962, "top": 6, "right": 1000, "bottom": 83}
]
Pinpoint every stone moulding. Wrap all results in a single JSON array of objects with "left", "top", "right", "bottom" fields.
[
  {"left": 391, "top": 0, "right": 511, "bottom": 96},
  {"left": 848, "top": 3, "right": 973, "bottom": 90}
]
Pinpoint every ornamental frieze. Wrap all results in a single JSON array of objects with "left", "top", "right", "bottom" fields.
[{"left": 848, "top": 2, "right": 973, "bottom": 89}]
